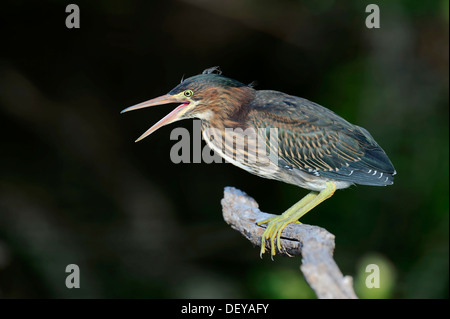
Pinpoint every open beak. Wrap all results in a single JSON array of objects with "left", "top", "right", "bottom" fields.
[{"left": 121, "top": 94, "right": 189, "bottom": 142}]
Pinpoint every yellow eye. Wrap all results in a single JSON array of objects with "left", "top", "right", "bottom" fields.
[{"left": 184, "top": 90, "right": 193, "bottom": 98}]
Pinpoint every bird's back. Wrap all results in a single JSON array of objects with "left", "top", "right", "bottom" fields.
[{"left": 243, "top": 90, "right": 396, "bottom": 189}]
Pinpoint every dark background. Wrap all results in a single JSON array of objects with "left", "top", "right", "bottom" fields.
[{"left": 0, "top": 0, "right": 448, "bottom": 298}]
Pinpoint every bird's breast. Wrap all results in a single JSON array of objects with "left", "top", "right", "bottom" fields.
[
  {"left": 200, "top": 123, "right": 351, "bottom": 191},
  {"left": 200, "top": 123, "right": 281, "bottom": 177}
]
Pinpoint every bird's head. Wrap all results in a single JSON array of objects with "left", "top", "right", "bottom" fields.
[{"left": 121, "top": 68, "right": 253, "bottom": 142}]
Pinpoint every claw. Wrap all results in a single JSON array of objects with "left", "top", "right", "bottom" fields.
[
  {"left": 259, "top": 237, "right": 267, "bottom": 258},
  {"left": 258, "top": 207, "right": 312, "bottom": 258},
  {"left": 258, "top": 215, "right": 293, "bottom": 258},
  {"left": 256, "top": 183, "right": 336, "bottom": 259},
  {"left": 257, "top": 217, "right": 272, "bottom": 226}
]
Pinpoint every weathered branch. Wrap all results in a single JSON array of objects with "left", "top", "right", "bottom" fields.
[{"left": 221, "top": 186, "right": 358, "bottom": 299}]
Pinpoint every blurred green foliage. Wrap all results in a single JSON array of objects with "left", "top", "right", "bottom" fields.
[
  {"left": 250, "top": 266, "right": 316, "bottom": 299},
  {"left": 354, "top": 253, "right": 396, "bottom": 299},
  {"left": 0, "top": 0, "right": 448, "bottom": 298}
]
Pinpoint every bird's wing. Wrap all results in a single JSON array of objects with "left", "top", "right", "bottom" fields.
[{"left": 246, "top": 90, "right": 396, "bottom": 185}]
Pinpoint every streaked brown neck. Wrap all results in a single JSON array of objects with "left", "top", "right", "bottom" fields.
[{"left": 201, "top": 86, "right": 255, "bottom": 130}]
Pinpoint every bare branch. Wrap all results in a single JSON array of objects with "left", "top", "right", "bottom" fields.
[{"left": 221, "top": 186, "right": 358, "bottom": 299}]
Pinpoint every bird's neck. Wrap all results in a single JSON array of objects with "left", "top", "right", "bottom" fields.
[{"left": 204, "top": 87, "right": 255, "bottom": 130}]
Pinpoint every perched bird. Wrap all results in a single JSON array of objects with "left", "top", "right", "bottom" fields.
[{"left": 121, "top": 67, "right": 396, "bottom": 257}]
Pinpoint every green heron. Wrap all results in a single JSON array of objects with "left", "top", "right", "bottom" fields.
[{"left": 121, "top": 67, "right": 396, "bottom": 257}]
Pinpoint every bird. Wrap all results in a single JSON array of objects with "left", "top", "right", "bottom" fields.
[{"left": 121, "top": 67, "right": 396, "bottom": 257}]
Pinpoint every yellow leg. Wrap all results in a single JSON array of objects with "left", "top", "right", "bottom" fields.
[
  {"left": 257, "top": 191, "right": 317, "bottom": 256},
  {"left": 257, "top": 182, "right": 337, "bottom": 258}
]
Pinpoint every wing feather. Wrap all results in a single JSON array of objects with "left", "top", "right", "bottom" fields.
[{"left": 246, "top": 90, "right": 396, "bottom": 186}]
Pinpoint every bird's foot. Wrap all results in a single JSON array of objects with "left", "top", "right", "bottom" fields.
[
  {"left": 257, "top": 216, "right": 302, "bottom": 258},
  {"left": 256, "top": 182, "right": 336, "bottom": 259}
]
